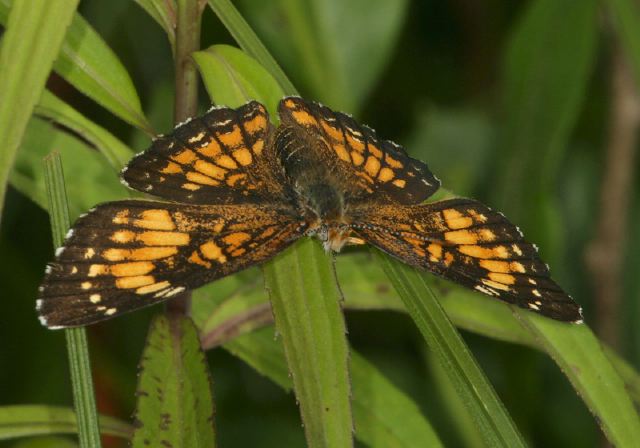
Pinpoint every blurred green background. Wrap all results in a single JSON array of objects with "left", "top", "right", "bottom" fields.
[{"left": 2, "top": 0, "right": 639, "bottom": 446}]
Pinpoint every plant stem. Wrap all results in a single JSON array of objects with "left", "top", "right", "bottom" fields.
[
  {"left": 168, "top": 0, "right": 203, "bottom": 315},
  {"left": 44, "top": 153, "right": 102, "bottom": 448}
]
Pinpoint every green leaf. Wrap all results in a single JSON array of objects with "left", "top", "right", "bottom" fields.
[
  {"left": 497, "top": 0, "right": 598, "bottom": 252},
  {"left": 132, "top": 314, "right": 216, "bottom": 448},
  {"left": 0, "top": 1, "right": 154, "bottom": 135},
  {"left": 607, "top": 0, "right": 640, "bottom": 85},
  {"left": 374, "top": 252, "right": 526, "bottom": 448},
  {"left": 263, "top": 239, "right": 353, "bottom": 448},
  {"left": 133, "top": 0, "right": 177, "bottom": 53},
  {"left": 36, "top": 90, "right": 134, "bottom": 170},
  {"left": 0, "top": 405, "right": 132, "bottom": 440},
  {"left": 44, "top": 153, "right": 102, "bottom": 448},
  {"left": 0, "top": 0, "right": 79, "bottom": 219},
  {"left": 193, "top": 44, "right": 283, "bottom": 118},
  {"left": 10, "top": 118, "right": 128, "bottom": 221},
  {"left": 224, "top": 327, "right": 443, "bottom": 448}
]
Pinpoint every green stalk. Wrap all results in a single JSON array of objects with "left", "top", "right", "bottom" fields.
[
  {"left": 44, "top": 153, "right": 102, "bottom": 448},
  {"left": 168, "top": 0, "right": 203, "bottom": 315}
]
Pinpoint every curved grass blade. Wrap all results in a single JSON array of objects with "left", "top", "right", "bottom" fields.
[
  {"left": 206, "top": 0, "right": 297, "bottom": 95},
  {"left": 195, "top": 46, "right": 353, "bottom": 447},
  {"left": 44, "top": 153, "right": 102, "bottom": 448},
  {"left": 11, "top": 118, "right": 129, "bottom": 220},
  {"left": 0, "top": 405, "right": 132, "bottom": 440},
  {"left": 517, "top": 313, "right": 640, "bottom": 446},
  {"left": 0, "top": 1, "right": 154, "bottom": 135},
  {"left": 224, "top": 326, "right": 443, "bottom": 448},
  {"left": 132, "top": 314, "right": 215, "bottom": 448},
  {"left": 374, "top": 251, "right": 526, "bottom": 448},
  {"left": 133, "top": 0, "right": 176, "bottom": 53},
  {"left": 36, "top": 90, "right": 134, "bottom": 170},
  {"left": 0, "top": 0, "right": 79, "bottom": 218}
]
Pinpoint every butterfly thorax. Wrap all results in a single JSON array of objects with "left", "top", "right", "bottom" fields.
[{"left": 275, "top": 126, "right": 354, "bottom": 252}]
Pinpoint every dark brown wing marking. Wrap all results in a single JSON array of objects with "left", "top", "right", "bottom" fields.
[
  {"left": 278, "top": 96, "right": 440, "bottom": 204},
  {"left": 350, "top": 198, "right": 582, "bottom": 322},
  {"left": 122, "top": 101, "right": 286, "bottom": 204},
  {"left": 38, "top": 200, "right": 305, "bottom": 328}
]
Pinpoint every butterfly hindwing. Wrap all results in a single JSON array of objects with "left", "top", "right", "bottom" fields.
[
  {"left": 38, "top": 200, "right": 305, "bottom": 327},
  {"left": 278, "top": 97, "right": 440, "bottom": 204},
  {"left": 351, "top": 198, "right": 582, "bottom": 322},
  {"left": 122, "top": 101, "right": 286, "bottom": 204}
]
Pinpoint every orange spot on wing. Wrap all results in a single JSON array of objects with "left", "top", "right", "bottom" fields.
[
  {"left": 111, "top": 261, "right": 155, "bottom": 277},
  {"left": 189, "top": 250, "right": 212, "bottom": 268},
  {"left": 351, "top": 151, "right": 364, "bottom": 166},
  {"left": 364, "top": 156, "right": 381, "bottom": 177},
  {"left": 443, "top": 209, "right": 473, "bottom": 230},
  {"left": 385, "top": 154, "right": 403, "bottom": 169},
  {"left": 243, "top": 114, "right": 267, "bottom": 134},
  {"left": 368, "top": 145, "right": 383, "bottom": 158},
  {"left": 427, "top": 243, "right": 442, "bottom": 261},
  {"left": 218, "top": 125, "right": 244, "bottom": 147},
  {"left": 480, "top": 260, "right": 511, "bottom": 273},
  {"left": 200, "top": 241, "right": 226, "bottom": 263},
  {"left": 488, "top": 272, "right": 516, "bottom": 285},
  {"left": 321, "top": 120, "right": 343, "bottom": 141},
  {"left": 194, "top": 160, "right": 227, "bottom": 179},
  {"left": 445, "top": 230, "right": 478, "bottom": 245},
  {"left": 111, "top": 230, "right": 135, "bottom": 243},
  {"left": 199, "top": 139, "right": 222, "bottom": 158},
  {"left": 223, "top": 232, "right": 251, "bottom": 247},
  {"left": 292, "top": 110, "right": 318, "bottom": 126},
  {"left": 182, "top": 183, "right": 201, "bottom": 191},
  {"left": 116, "top": 275, "right": 155, "bottom": 289},
  {"left": 392, "top": 179, "right": 406, "bottom": 188},
  {"left": 171, "top": 149, "right": 197, "bottom": 165},
  {"left": 232, "top": 148, "right": 253, "bottom": 166},
  {"left": 112, "top": 210, "right": 129, "bottom": 225},
  {"left": 482, "top": 279, "right": 510, "bottom": 291},
  {"left": 215, "top": 155, "right": 238, "bottom": 169},
  {"left": 161, "top": 161, "right": 183, "bottom": 174},
  {"left": 226, "top": 173, "right": 247, "bottom": 186},
  {"left": 138, "top": 231, "right": 189, "bottom": 246},
  {"left": 186, "top": 171, "right": 220, "bottom": 186},
  {"left": 345, "top": 133, "right": 365, "bottom": 152},
  {"left": 136, "top": 209, "right": 176, "bottom": 231},
  {"left": 377, "top": 167, "right": 394, "bottom": 182},
  {"left": 334, "top": 144, "right": 351, "bottom": 162}
]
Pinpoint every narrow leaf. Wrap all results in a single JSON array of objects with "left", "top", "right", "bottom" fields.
[
  {"left": 132, "top": 314, "right": 215, "bottom": 448},
  {"left": 263, "top": 239, "right": 353, "bottom": 448},
  {"left": 0, "top": 0, "right": 154, "bottom": 135},
  {"left": 0, "top": 0, "right": 79, "bottom": 217},
  {"left": 374, "top": 252, "right": 526, "bottom": 448},
  {"left": 36, "top": 90, "right": 134, "bottom": 170},
  {"left": 133, "top": 0, "right": 176, "bottom": 53},
  {"left": 0, "top": 405, "right": 132, "bottom": 440},
  {"left": 11, "top": 118, "right": 128, "bottom": 221},
  {"left": 44, "top": 153, "right": 102, "bottom": 447}
]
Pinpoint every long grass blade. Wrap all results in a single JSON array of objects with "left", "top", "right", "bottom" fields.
[{"left": 43, "top": 153, "right": 102, "bottom": 447}]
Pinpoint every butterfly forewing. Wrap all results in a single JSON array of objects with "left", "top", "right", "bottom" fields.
[
  {"left": 350, "top": 198, "right": 582, "bottom": 322},
  {"left": 38, "top": 200, "right": 304, "bottom": 327},
  {"left": 123, "top": 101, "right": 286, "bottom": 204},
  {"left": 278, "top": 97, "right": 440, "bottom": 204}
]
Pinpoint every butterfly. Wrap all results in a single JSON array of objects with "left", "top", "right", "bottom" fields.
[{"left": 37, "top": 97, "right": 583, "bottom": 328}]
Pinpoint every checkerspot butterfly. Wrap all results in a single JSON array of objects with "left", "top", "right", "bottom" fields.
[{"left": 37, "top": 97, "right": 583, "bottom": 327}]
